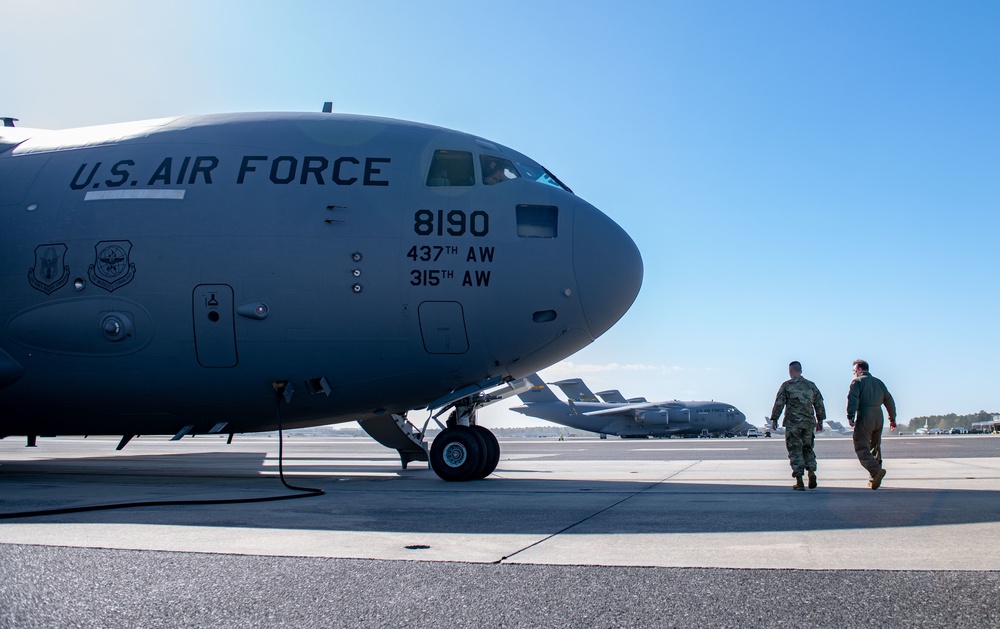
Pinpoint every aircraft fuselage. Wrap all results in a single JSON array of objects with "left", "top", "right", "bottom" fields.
[
  {"left": 0, "top": 113, "right": 642, "bottom": 441},
  {"left": 513, "top": 400, "right": 745, "bottom": 437}
]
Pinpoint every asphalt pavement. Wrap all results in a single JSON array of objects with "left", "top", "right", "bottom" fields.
[{"left": 2, "top": 434, "right": 998, "bottom": 627}]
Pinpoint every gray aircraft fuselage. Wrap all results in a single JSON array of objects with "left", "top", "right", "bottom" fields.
[
  {"left": 0, "top": 112, "right": 642, "bottom": 440},
  {"left": 512, "top": 400, "right": 746, "bottom": 437},
  {"left": 511, "top": 374, "right": 745, "bottom": 438}
]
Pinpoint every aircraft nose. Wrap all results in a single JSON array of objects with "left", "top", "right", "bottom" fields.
[{"left": 573, "top": 204, "right": 643, "bottom": 339}]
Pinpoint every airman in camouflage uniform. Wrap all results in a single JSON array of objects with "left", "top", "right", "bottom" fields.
[{"left": 770, "top": 361, "right": 826, "bottom": 490}]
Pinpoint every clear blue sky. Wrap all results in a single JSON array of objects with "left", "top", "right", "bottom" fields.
[{"left": 5, "top": 1, "right": 1000, "bottom": 428}]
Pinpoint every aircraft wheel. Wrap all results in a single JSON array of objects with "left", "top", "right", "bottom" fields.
[
  {"left": 430, "top": 426, "right": 486, "bottom": 482},
  {"left": 472, "top": 425, "right": 500, "bottom": 479}
]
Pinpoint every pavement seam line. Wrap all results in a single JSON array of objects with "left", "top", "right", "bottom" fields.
[{"left": 496, "top": 461, "right": 700, "bottom": 564}]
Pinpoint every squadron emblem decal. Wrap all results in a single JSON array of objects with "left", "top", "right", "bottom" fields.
[
  {"left": 28, "top": 243, "right": 70, "bottom": 294},
  {"left": 88, "top": 240, "right": 136, "bottom": 292}
]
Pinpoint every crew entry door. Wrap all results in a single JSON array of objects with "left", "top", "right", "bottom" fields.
[{"left": 418, "top": 301, "right": 469, "bottom": 354}]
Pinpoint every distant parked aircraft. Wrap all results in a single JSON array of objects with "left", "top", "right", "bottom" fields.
[{"left": 511, "top": 374, "right": 745, "bottom": 438}]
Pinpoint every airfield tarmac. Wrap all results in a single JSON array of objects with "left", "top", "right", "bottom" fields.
[{"left": 1, "top": 434, "right": 998, "bottom": 627}]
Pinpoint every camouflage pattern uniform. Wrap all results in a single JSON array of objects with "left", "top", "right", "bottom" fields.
[{"left": 770, "top": 376, "right": 826, "bottom": 477}]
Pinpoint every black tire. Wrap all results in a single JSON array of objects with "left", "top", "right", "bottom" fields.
[
  {"left": 430, "top": 426, "right": 485, "bottom": 482},
  {"left": 472, "top": 425, "right": 500, "bottom": 479}
]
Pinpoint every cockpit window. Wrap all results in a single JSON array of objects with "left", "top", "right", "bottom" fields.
[
  {"left": 427, "top": 150, "right": 475, "bottom": 187},
  {"left": 513, "top": 161, "right": 572, "bottom": 193},
  {"left": 480, "top": 155, "right": 519, "bottom": 185},
  {"left": 479, "top": 154, "right": 571, "bottom": 192},
  {"left": 429, "top": 148, "right": 572, "bottom": 192}
]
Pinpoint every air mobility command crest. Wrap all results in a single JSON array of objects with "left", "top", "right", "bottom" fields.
[
  {"left": 88, "top": 240, "right": 136, "bottom": 292},
  {"left": 28, "top": 243, "right": 70, "bottom": 294}
]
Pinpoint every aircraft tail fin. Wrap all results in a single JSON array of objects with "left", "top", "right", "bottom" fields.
[
  {"left": 551, "top": 378, "right": 599, "bottom": 402},
  {"left": 515, "top": 373, "right": 561, "bottom": 404},
  {"left": 595, "top": 389, "right": 628, "bottom": 403}
]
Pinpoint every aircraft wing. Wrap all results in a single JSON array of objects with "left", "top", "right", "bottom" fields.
[{"left": 580, "top": 401, "right": 676, "bottom": 416}]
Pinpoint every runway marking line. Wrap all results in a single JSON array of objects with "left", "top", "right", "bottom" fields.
[{"left": 631, "top": 448, "right": 749, "bottom": 451}]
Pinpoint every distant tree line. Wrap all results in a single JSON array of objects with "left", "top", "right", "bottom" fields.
[{"left": 907, "top": 411, "right": 998, "bottom": 432}]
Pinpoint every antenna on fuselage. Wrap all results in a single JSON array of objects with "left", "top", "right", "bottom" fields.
[{"left": 322, "top": 102, "right": 333, "bottom": 113}]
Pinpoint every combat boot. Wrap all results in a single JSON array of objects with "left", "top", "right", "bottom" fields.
[
  {"left": 807, "top": 471, "right": 817, "bottom": 489},
  {"left": 870, "top": 468, "right": 886, "bottom": 490},
  {"left": 793, "top": 474, "right": 804, "bottom": 491}
]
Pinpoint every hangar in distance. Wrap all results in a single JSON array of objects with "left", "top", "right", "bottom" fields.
[
  {"left": 511, "top": 374, "right": 746, "bottom": 438},
  {"left": 0, "top": 106, "right": 643, "bottom": 481}
]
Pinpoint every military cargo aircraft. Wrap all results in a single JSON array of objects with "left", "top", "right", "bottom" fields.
[
  {"left": 0, "top": 108, "right": 643, "bottom": 481},
  {"left": 511, "top": 374, "right": 745, "bottom": 438}
]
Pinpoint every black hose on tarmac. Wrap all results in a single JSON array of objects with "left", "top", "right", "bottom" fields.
[{"left": 0, "top": 394, "right": 324, "bottom": 520}]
